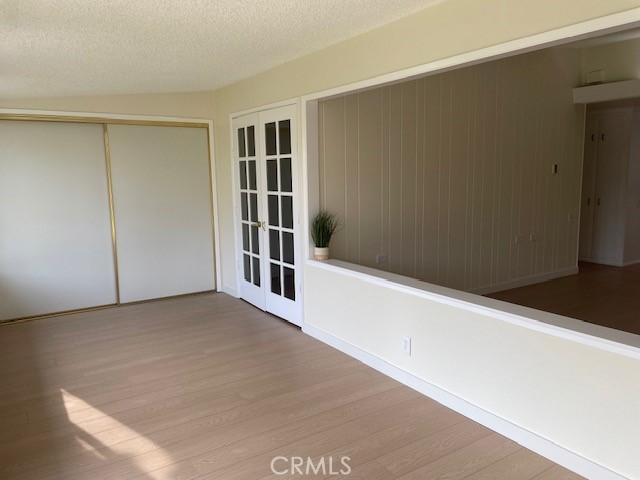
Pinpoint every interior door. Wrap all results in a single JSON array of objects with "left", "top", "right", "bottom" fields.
[
  {"left": 579, "top": 113, "right": 599, "bottom": 260},
  {"left": 233, "top": 113, "right": 265, "bottom": 309},
  {"left": 591, "top": 108, "right": 631, "bottom": 265},
  {"left": 233, "top": 105, "right": 302, "bottom": 325},
  {"left": 259, "top": 105, "right": 301, "bottom": 324}
]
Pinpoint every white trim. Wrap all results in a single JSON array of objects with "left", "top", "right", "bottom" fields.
[
  {"left": 229, "top": 112, "right": 244, "bottom": 297},
  {"left": 303, "top": 323, "right": 628, "bottom": 480},
  {"left": 573, "top": 79, "right": 640, "bottom": 104},
  {"left": 230, "top": 98, "right": 299, "bottom": 120},
  {"left": 307, "top": 259, "right": 640, "bottom": 360},
  {"left": 0, "top": 107, "right": 212, "bottom": 124},
  {"left": 471, "top": 266, "right": 578, "bottom": 295},
  {"left": 0, "top": 108, "right": 223, "bottom": 293},
  {"left": 206, "top": 120, "right": 223, "bottom": 291}
]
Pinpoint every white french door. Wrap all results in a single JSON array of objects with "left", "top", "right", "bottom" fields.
[{"left": 233, "top": 105, "right": 302, "bottom": 325}]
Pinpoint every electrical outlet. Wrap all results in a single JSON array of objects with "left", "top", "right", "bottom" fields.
[
  {"left": 376, "top": 254, "right": 387, "bottom": 265},
  {"left": 529, "top": 233, "right": 537, "bottom": 242},
  {"left": 402, "top": 336, "right": 412, "bottom": 356}
]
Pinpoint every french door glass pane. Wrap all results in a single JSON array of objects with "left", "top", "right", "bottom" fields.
[
  {"left": 241, "top": 193, "right": 248, "bottom": 221},
  {"left": 247, "top": 126, "right": 255, "bottom": 156},
  {"left": 282, "top": 231, "right": 294, "bottom": 265},
  {"left": 268, "top": 195, "right": 279, "bottom": 226},
  {"left": 238, "top": 128, "right": 246, "bottom": 157},
  {"left": 269, "top": 229, "right": 280, "bottom": 260},
  {"left": 250, "top": 193, "right": 258, "bottom": 222},
  {"left": 267, "top": 160, "right": 278, "bottom": 191},
  {"left": 251, "top": 225, "right": 259, "bottom": 255},
  {"left": 239, "top": 161, "right": 247, "bottom": 189},
  {"left": 281, "top": 196, "right": 293, "bottom": 229},
  {"left": 278, "top": 120, "right": 291, "bottom": 154},
  {"left": 243, "top": 254, "right": 251, "bottom": 282},
  {"left": 283, "top": 267, "right": 295, "bottom": 300},
  {"left": 248, "top": 160, "right": 257, "bottom": 190},
  {"left": 270, "top": 263, "right": 281, "bottom": 295},
  {"left": 265, "top": 122, "right": 277, "bottom": 155},
  {"left": 252, "top": 257, "right": 260, "bottom": 286},
  {"left": 280, "top": 157, "right": 292, "bottom": 192},
  {"left": 242, "top": 223, "right": 249, "bottom": 251}
]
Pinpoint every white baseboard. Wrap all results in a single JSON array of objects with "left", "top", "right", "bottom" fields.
[
  {"left": 221, "top": 284, "right": 240, "bottom": 297},
  {"left": 623, "top": 259, "right": 640, "bottom": 267},
  {"left": 472, "top": 266, "right": 579, "bottom": 295},
  {"left": 303, "top": 323, "right": 627, "bottom": 480}
]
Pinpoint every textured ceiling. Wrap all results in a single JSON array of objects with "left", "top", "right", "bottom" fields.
[{"left": 1, "top": 0, "right": 442, "bottom": 98}]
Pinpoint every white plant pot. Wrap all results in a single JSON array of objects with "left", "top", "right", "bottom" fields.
[{"left": 314, "top": 247, "right": 329, "bottom": 261}]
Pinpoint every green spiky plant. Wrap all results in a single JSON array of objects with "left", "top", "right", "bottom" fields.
[{"left": 311, "top": 211, "right": 338, "bottom": 248}]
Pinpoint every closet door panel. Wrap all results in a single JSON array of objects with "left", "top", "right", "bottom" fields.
[
  {"left": 107, "top": 125, "right": 214, "bottom": 303},
  {"left": 0, "top": 121, "right": 117, "bottom": 320}
]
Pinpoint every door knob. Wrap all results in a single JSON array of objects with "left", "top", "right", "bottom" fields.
[{"left": 253, "top": 220, "right": 266, "bottom": 231}]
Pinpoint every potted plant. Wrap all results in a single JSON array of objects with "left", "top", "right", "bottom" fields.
[{"left": 311, "top": 211, "right": 338, "bottom": 260}]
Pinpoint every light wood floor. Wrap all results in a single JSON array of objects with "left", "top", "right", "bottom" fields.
[
  {"left": 0, "top": 293, "right": 582, "bottom": 479},
  {"left": 489, "top": 262, "right": 640, "bottom": 336}
]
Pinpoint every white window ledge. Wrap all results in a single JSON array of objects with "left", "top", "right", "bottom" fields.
[{"left": 306, "top": 258, "right": 640, "bottom": 360}]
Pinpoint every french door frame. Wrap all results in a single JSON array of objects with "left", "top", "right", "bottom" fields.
[{"left": 231, "top": 100, "right": 303, "bottom": 325}]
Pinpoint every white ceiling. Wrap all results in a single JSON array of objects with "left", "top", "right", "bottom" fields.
[{"left": 1, "top": 0, "right": 442, "bottom": 99}]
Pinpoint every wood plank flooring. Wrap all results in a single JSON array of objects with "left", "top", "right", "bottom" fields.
[
  {"left": 0, "top": 293, "right": 582, "bottom": 479},
  {"left": 489, "top": 261, "right": 640, "bottom": 335}
]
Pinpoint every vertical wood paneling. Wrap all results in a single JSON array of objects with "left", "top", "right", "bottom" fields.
[
  {"left": 358, "top": 89, "right": 383, "bottom": 268},
  {"left": 480, "top": 63, "right": 498, "bottom": 290},
  {"left": 401, "top": 82, "right": 417, "bottom": 277},
  {"left": 415, "top": 78, "right": 425, "bottom": 277},
  {"left": 317, "top": 48, "right": 583, "bottom": 293},
  {"left": 388, "top": 84, "right": 403, "bottom": 274},
  {"left": 438, "top": 71, "right": 453, "bottom": 286},
  {"left": 345, "top": 95, "right": 360, "bottom": 263},
  {"left": 449, "top": 68, "right": 472, "bottom": 290},
  {"left": 320, "top": 97, "right": 347, "bottom": 259},
  {"left": 381, "top": 88, "right": 390, "bottom": 269},
  {"left": 423, "top": 75, "right": 441, "bottom": 284}
]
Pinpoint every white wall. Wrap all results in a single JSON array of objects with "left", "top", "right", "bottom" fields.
[
  {"left": 304, "top": 261, "right": 640, "bottom": 479},
  {"left": 318, "top": 48, "right": 584, "bottom": 293}
]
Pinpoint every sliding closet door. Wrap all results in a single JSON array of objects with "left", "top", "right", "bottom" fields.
[
  {"left": 107, "top": 125, "right": 214, "bottom": 303},
  {"left": 0, "top": 121, "right": 117, "bottom": 320}
]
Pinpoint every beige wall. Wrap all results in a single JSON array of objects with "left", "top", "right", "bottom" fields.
[
  {"left": 581, "top": 37, "right": 640, "bottom": 83},
  {"left": 318, "top": 48, "right": 584, "bottom": 293},
  {"left": 0, "top": 91, "right": 215, "bottom": 118},
  {"left": 211, "top": 0, "right": 640, "bottom": 293},
  {"left": 209, "top": 1, "right": 640, "bottom": 477}
]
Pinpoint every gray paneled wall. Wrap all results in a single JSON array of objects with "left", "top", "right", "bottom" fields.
[{"left": 318, "top": 48, "right": 585, "bottom": 293}]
